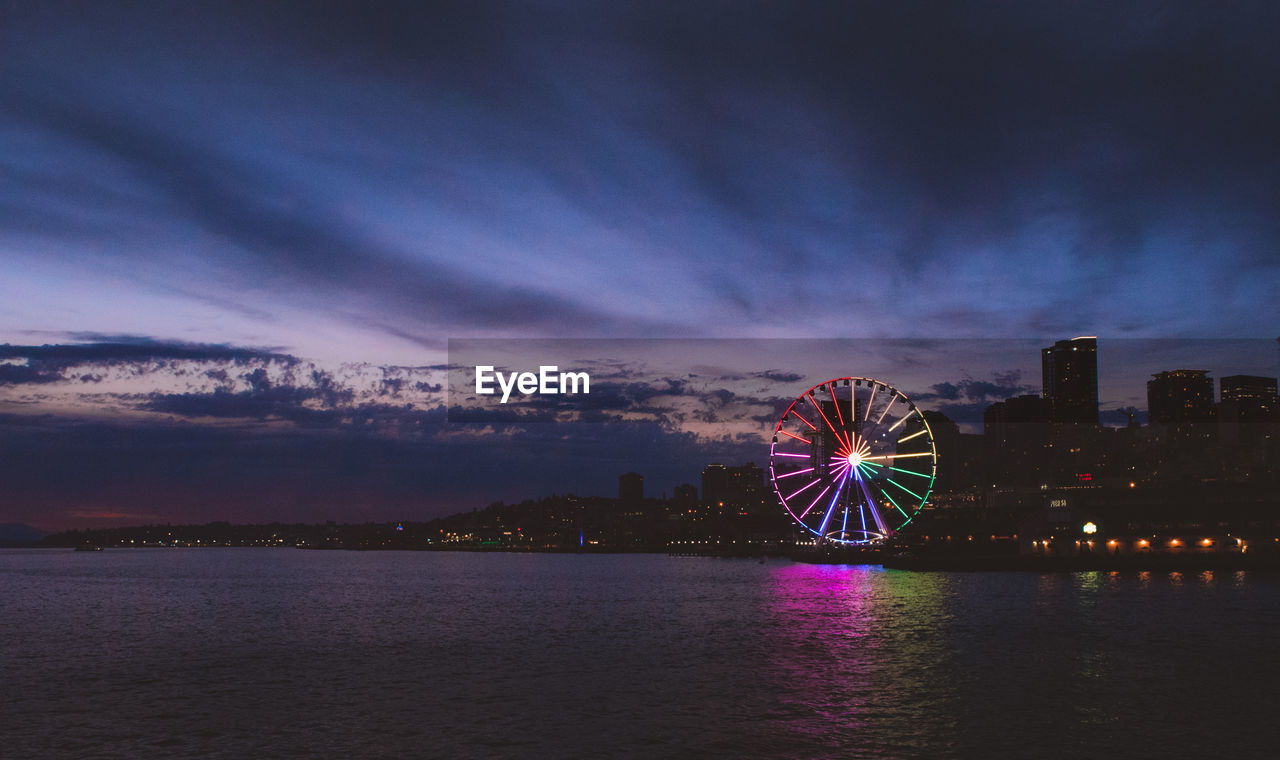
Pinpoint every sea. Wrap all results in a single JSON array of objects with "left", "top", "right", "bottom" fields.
[{"left": 2, "top": 549, "right": 1277, "bottom": 759}]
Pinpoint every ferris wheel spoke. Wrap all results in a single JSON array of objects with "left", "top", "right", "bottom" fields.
[
  {"left": 807, "top": 392, "right": 851, "bottom": 453},
  {"left": 885, "top": 477, "right": 924, "bottom": 501},
  {"left": 886, "top": 405, "right": 919, "bottom": 433},
  {"left": 861, "top": 452, "right": 934, "bottom": 461},
  {"left": 815, "top": 468, "right": 849, "bottom": 535},
  {"left": 785, "top": 475, "right": 824, "bottom": 502},
  {"left": 778, "top": 429, "right": 812, "bottom": 445},
  {"left": 873, "top": 482, "right": 914, "bottom": 521},
  {"left": 885, "top": 466, "right": 932, "bottom": 479},
  {"left": 852, "top": 470, "right": 889, "bottom": 535},
  {"left": 897, "top": 427, "right": 928, "bottom": 444},
  {"left": 860, "top": 393, "right": 896, "bottom": 442},
  {"left": 874, "top": 393, "right": 898, "bottom": 428},
  {"left": 828, "top": 383, "right": 846, "bottom": 428},
  {"left": 788, "top": 407, "right": 818, "bottom": 432},
  {"left": 799, "top": 475, "right": 839, "bottom": 520}
]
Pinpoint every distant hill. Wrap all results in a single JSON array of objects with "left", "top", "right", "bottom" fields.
[{"left": 0, "top": 524, "right": 47, "bottom": 547}]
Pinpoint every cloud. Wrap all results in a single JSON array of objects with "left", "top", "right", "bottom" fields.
[
  {"left": 3, "top": 87, "right": 684, "bottom": 344},
  {"left": 0, "top": 339, "right": 293, "bottom": 366},
  {"left": 758, "top": 371, "right": 805, "bottom": 384},
  {"left": 915, "top": 372, "right": 1037, "bottom": 405},
  {"left": 4, "top": 2, "right": 1277, "bottom": 350},
  {"left": 0, "top": 363, "right": 63, "bottom": 386}
]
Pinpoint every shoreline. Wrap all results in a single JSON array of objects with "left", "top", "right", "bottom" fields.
[{"left": 11, "top": 544, "right": 1280, "bottom": 573}]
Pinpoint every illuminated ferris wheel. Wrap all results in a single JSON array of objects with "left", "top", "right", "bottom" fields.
[{"left": 769, "top": 377, "right": 936, "bottom": 545}]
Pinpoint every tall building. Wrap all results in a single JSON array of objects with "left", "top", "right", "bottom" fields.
[
  {"left": 1219, "top": 375, "right": 1278, "bottom": 423},
  {"left": 701, "top": 463, "right": 729, "bottom": 508},
  {"left": 1147, "top": 370, "right": 1214, "bottom": 424},
  {"left": 1218, "top": 376, "right": 1269, "bottom": 417},
  {"left": 618, "top": 472, "right": 643, "bottom": 503},
  {"left": 1041, "top": 337, "right": 1098, "bottom": 424}
]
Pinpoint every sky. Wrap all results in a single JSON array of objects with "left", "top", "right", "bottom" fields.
[{"left": 2, "top": 2, "right": 1278, "bottom": 530}]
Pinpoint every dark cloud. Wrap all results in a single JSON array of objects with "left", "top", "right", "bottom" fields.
[
  {"left": 705, "top": 388, "right": 735, "bottom": 407},
  {"left": 3, "top": 87, "right": 682, "bottom": 342},
  {"left": 0, "top": 340, "right": 299, "bottom": 387},
  {"left": 914, "top": 372, "right": 1037, "bottom": 405},
  {"left": 4, "top": 1, "right": 1277, "bottom": 343},
  {"left": 0, "top": 340, "right": 293, "bottom": 365},
  {"left": 0, "top": 363, "right": 63, "bottom": 386},
  {"left": 144, "top": 388, "right": 339, "bottom": 426},
  {"left": 758, "top": 371, "right": 805, "bottom": 384}
]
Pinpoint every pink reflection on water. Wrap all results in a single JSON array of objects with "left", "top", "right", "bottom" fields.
[{"left": 756, "top": 563, "right": 955, "bottom": 752}]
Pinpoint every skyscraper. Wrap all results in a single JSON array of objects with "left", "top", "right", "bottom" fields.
[
  {"left": 1041, "top": 337, "right": 1098, "bottom": 424},
  {"left": 1147, "top": 370, "right": 1214, "bottom": 424},
  {"left": 701, "top": 463, "right": 729, "bottom": 508},
  {"left": 1219, "top": 375, "right": 1277, "bottom": 423}
]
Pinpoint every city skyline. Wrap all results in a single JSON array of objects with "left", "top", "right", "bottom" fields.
[{"left": 2, "top": 335, "right": 1274, "bottom": 531}]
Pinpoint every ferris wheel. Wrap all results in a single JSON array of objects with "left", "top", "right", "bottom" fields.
[{"left": 769, "top": 377, "right": 936, "bottom": 545}]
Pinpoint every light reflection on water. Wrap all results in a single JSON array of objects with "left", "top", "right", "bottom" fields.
[
  {"left": 760, "top": 566, "right": 957, "bottom": 759},
  {"left": 2, "top": 550, "right": 1278, "bottom": 759}
]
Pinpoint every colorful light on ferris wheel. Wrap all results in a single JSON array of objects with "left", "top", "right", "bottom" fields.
[{"left": 768, "top": 377, "right": 937, "bottom": 546}]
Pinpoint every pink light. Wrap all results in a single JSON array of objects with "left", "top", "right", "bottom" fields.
[
  {"left": 798, "top": 483, "right": 835, "bottom": 519},
  {"left": 775, "top": 467, "right": 815, "bottom": 479},
  {"left": 785, "top": 476, "right": 823, "bottom": 501}
]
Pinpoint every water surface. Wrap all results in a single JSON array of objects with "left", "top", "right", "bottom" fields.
[{"left": 2, "top": 549, "right": 1276, "bottom": 758}]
